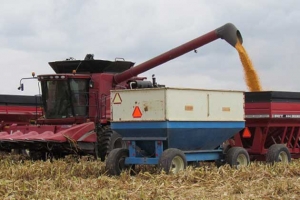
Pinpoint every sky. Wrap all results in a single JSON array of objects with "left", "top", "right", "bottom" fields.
[{"left": 0, "top": 0, "right": 299, "bottom": 96}]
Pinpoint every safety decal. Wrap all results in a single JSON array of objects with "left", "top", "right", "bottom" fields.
[
  {"left": 132, "top": 106, "right": 142, "bottom": 118},
  {"left": 112, "top": 93, "right": 122, "bottom": 104}
]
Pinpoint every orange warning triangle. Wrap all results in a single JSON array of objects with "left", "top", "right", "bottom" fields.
[
  {"left": 242, "top": 127, "right": 251, "bottom": 138},
  {"left": 112, "top": 93, "right": 122, "bottom": 104},
  {"left": 132, "top": 106, "right": 142, "bottom": 118}
]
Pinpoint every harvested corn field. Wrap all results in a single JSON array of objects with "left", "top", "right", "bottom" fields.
[{"left": 1, "top": 153, "right": 300, "bottom": 199}]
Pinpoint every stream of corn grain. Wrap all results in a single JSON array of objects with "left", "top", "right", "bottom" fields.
[{"left": 235, "top": 39, "right": 262, "bottom": 91}]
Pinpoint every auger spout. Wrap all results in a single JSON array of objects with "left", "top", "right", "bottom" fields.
[{"left": 113, "top": 23, "right": 243, "bottom": 84}]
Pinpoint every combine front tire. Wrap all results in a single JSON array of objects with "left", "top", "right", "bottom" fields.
[
  {"left": 158, "top": 148, "right": 187, "bottom": 174},
  {"left": 225, "top": 147, "right": 250, "bottom": 169},
  {"left": 266, "top": 144, "right": 291, "bottom": 164},
  {"left": 105, "top": 148, "right": 130, "bottom": 176},
  {"left": 98, "top": 127, "right": 126, "bottom": 161}
]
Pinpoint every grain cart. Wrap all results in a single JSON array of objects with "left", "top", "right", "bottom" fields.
[
  {"left": 230, "top": 91, "right": 300, "bottom": 164},
  {"left": 106, "top": 88, "right": 250, "bottom": 175},
  {"left": 0, "top": 22, "right": 243, "bottom": 161}
]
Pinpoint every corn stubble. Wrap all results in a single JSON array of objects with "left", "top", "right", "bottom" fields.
[
  {"left": 235, "top": 40, "right": 262, "bottom": 92},
  {"left": 1, "top": 153, "right": 300, "bottom": 199}
]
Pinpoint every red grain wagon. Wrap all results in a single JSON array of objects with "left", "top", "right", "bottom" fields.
[{"left": 230, "top": 91, "right": 300, "bottom": 163}]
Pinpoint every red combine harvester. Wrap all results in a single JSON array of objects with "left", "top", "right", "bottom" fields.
[
  {"left": 230, "top": 91, "right": 300, "bottom": 163},
  {"left": 0, "top": 94, "right": 42, "bottom": 129},
  {"left": 0, "top": 23, "right": 243, "bottom": 160}
]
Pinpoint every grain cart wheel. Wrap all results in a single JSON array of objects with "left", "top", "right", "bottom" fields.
[
  {"left": 105, "top": 148, "right": 131, "bottom": 176},
  {"left": 266, "top": 144, "right": 291, "bottom": 164},
  {"left": 158, "top": 148, "right": 187, "bottom": 174},
  {"left": 98, "top": 127, "right": 127, "bottom": 161},
  {"left": 226, "top": 147, "right": 250, "bottom": 169}
]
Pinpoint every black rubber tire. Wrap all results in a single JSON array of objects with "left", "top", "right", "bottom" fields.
[
  {"left": 158, "top": 148, "right": 187, "bottom": 174},
  {"left": 225, "top": 147, "right": 250, "bottom": 169},
  {"left": 266, "top": 144, "right": 291, "bottom": 164},
  {"left": 105, "top": 148, "right": 130, "bottom": 176},
  {"left": 97, "top": 126, "right": 127, "bottom": 161}
]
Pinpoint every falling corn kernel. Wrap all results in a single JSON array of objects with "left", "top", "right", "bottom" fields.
[{"left": 235, "top": 40, "right": 262, "bottom": 92}]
